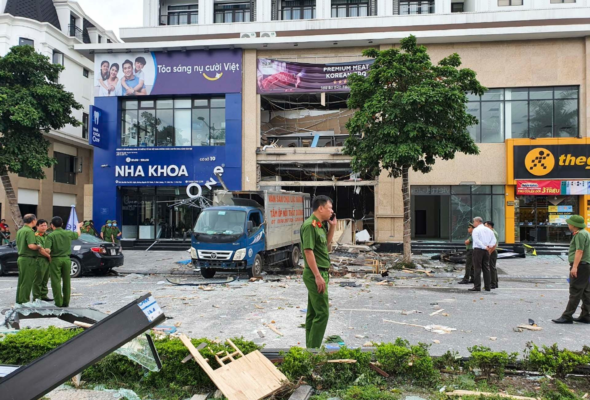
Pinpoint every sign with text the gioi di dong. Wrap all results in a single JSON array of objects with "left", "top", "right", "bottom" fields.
[{"left": 513, "top": 144, "right": 590, "bottom": 180}]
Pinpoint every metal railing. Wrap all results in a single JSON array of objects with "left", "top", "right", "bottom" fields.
[
  {"left": 159, "top": 12, "right": 198, "bottom": 25},
  {"left": 68, "top": 24, "right": 83, "bottom": 41},
  {"left": 267, "top": 134, "right": 348, "bottom": 148}
]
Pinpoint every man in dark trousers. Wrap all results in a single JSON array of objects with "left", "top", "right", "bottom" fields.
[
  {"left": 552, "top": 215, "right": 590, "bottom": 324},
  {"left": 458, "top": 223, "right": 474, "bottom": 284},
  {"left": 15, "top": 214, "right": 41, "bottom": 304},
  {"left": 485, "top": 221, "right": 500, "bottom": 289},
  {"left": 44, "top": 217, "right": 82, "bottom": 307},
  {"left": 469, "top": 216, "right": 496, "bottom": 292},
  {"left": 300, "top": 195, "right": 337, "bottom": 348}
]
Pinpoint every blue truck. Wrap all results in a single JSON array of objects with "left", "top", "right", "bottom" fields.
[{"left": 190, "top": 190, "right": 311, "bottom": 278}]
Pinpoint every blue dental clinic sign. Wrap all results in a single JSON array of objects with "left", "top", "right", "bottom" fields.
[
  {"left": 92, "top": 49, "right": 243, "bottom": 225},
  {"left": 89, "top": 105, "right": 106, "bottom": 149}
]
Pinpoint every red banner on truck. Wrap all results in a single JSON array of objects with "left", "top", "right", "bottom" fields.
[{"left": 516, "top": 180, "right": 561, "bottom": 195}]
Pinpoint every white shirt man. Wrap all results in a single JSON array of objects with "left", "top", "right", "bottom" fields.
[
  {"left": 469, "top": 217, "right": 496, "bottom": 292},
  {"left": 472, "top": 224, "right": 497, "bottom": 250}
]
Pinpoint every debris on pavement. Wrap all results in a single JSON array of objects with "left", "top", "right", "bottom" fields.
[
  {"left": 429, "top": 309, "right": 445, "bottom": 316},
  {"left": 517, "top": 325, "right": 542, "bottom": 331},
  {"left": 368, "top": 362, "right": 389, "bottom": 378},
  {"left": 382, "top": 319, "right": 456, "bottom": 334},
  {"left": 446, "top": 390, "right": 536, "bottom": 400},
  {"left": 265, "top": 323, "right": 284, "bottom": 336},
  {"left": 179, "top": 335, "right": 287, "bottom": 400}
]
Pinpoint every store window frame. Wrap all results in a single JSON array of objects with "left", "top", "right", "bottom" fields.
[
  {"left": 120, "top": 96, "right": 227, "bottom": 148},
  {"left": 451, "top": 2, "right": 464, "bottom": 12},
  {"left": 164, "top": 4, "right": 199, "bottom": 25},
  {"left": 53, "top": 152, "right": 77, "bottom": 185},
  {"left": 331, "top": 0, "right": 369, "bottom": 17},
  {"left": 399, "top": 0, "right": 435, "bottom": 15},
  {"left": 52, "top": 50, "right": 64, "bottom": 66},
  {"left": 410, "top": 185, "right": 506, "bottom": 242},
  {"left": 214, "top": 1, "right": 252, "bottom": 23},
  {"left": 281, "top": 0, "right": 316, "bottom": 20},
  {"left": 19, "top": 38, "right": 34, "bottom": 47},
  {"left": 467, "top": 86, "right": 579, "bottom": 142}
]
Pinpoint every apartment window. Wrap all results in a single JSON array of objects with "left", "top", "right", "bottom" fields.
[
  {"left": 98, "top": 35, "right": 102, "bottom": 43},
  {"left": 54, "top": 152, "right": 77, "bottom": 185},
  {"left": 52, "top": 51, "right": 64, "bottom": 66},
  {"left": 399, "top": 1, "right": 435, "bottom": 14},
  {"left": 19, "top": 38, "right": 34, "bottom": 47},
  {"left": 467, "top": 86, "right": 579, "bottom": 142},
  {"left": 281, "top": 0, "right": 316, "bottom": 20},
  {"left": 331, "top": 0, "right": 369, "bottom": 17},
  {"left": 163, "top": 4, "right": 198, "bottom": 25},
  {"left": 83, "top": 68, "right": 89, "bottom": 78},
  {"left": 498, "top": 0, "right": 523, "bottom": 6},
  {"left": 107, "top": 39, "right": 112, "bottom": 43},
  {"left": 451, "top": 2, "right": 465, "bottom": 12},
  {"left": 215, "top": 2, "right": 251, "bottom": 23},
  {"left": 82, "top": 112, "right": 89, "bottom": 139},
  {"left": 550, "top": 0, "right": 575, "bottom": 3},
  {"left": 121, "top": 97, "right": 226, "bottom": 147}
]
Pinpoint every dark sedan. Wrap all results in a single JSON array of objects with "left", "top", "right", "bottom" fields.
[{"left": 0, "top": 234, "right": 124, "bottom": 278}]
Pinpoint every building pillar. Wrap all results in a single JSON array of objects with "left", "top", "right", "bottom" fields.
[
  {"left": 378, "top": 0, "right": 393, "bottom": 16},
  {"left": 143, "top": 0, "right": 159, "bottom": 27},
  {"left": 199, "top": 0, "right": 214, "bottom": 25},
  {"left": 242, "top": 49, "right": 258, "bottom": 191},
  {"left": 316, "top": 0, "right": 332, "bottom": 19},
  {"left": 257, "top": 0, "right": 271, "bottom": 21},
  {"left": 505, "top": 185, "right": 516, "bottom": 244},
  {"left": 434, "top": 0, "right": 450, "bottom": 14}
]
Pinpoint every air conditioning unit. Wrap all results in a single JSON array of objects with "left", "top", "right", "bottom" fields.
[
  {"left": 240, "top": 32, "right": 257, "bottom": 39},
  {"left": 260, "top": 32, "right": 277, "bottom": 38}
]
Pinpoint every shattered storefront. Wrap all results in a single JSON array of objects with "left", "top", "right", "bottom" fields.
[
  {"left": 257, "top": 58, "right": 377, "bottom": 240},
  {"left": 507, "top": 138, "right": 590, "bottom": 243}
]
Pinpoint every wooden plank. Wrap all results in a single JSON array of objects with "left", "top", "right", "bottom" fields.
[
  {"left": 288, "top": 385, "right": 313, "bottom": 400},
  {"left": 179, "top": 334, "right": 215, "bottom": 376},
  {"left": 368, "top": 362, "right": 389, "bottom": 378}
]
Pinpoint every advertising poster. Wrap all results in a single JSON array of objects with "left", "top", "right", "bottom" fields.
[
  {"left": 257, "top": 58, "right": 374, "bottom": 94},
  {"left": 517, "top": 180, "right": 590, "bottom": 195},
  {"left": 94, "top": 49, "right": 242, "bottom": 97}
]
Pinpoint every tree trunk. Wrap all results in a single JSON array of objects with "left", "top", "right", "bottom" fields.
[
  {"left": 402, "top": 166, "right": 412, "bottom": 264},
  {"left": 0, "top": 171, "right": 24, "bottom": 229}
]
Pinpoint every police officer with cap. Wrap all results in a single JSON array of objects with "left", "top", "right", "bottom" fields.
[{"left": 458, "top": 223, "right": 475, "bottom": 285}]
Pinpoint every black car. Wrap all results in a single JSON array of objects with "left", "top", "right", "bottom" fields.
[{"left": 0, "top": 234, "right": 124, "bottom": 278}]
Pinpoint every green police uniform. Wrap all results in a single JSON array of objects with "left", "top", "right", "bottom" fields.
[
  {"left": 561, "top": 227, "right": 590, "bottom": 320},
  {"left": 82, "top": 225, "right": 97, "bottom": 237},
  {"left": 33, "top": 232, "right": 51, "bottom": 301},
  {"left": 490, "top": 229, "right": 499, "bottom": 288},
  {"left": 110, "top": 222, "right": 121, "bottom": 244},
  {"left": 462, "top": 235, "right": 474, "bottom": 282},
  {"left": 301, "top": 214, "right": 331, "bottom": 349},
  {"left": 15, "top": 225, "right": 38, "bottom": 304},
  {"left": 100, "top": 221, "right": 111, "bottom": 240},
  {"left": 45, "top": 228, "right": 79, "bottom": 307}
]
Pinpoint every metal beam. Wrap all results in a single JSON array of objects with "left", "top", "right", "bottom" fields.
[
  {"left": 0, "top": 294, "right": 165, "bottom": 400},
  {"left": 258, "top": 180, "right": 377, "bottom": 187}
]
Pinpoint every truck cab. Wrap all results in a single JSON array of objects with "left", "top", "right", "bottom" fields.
[{"left": 191, "top": 190, "right": 310, "bottom": 278}]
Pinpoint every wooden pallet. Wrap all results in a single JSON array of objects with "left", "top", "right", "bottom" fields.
[{"left": 180, "top": 334, "right": 287, "bottom": 400}]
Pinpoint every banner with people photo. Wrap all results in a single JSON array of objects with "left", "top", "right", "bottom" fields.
[
  {"left": 256, "top": 58, "right": 374, "bottom": 94},
  {"left": 94, "top": 49, "right": 243, "bottom": 97}
]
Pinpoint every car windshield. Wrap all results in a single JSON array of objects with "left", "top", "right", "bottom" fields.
[
  {"left": 194, "top": 210, "right": 246, "bottom": 235},
  {"left": 78, "top": 234, "right": 105, "bottom": 244}
]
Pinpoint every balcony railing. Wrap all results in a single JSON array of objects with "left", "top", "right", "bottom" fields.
[
  {"left": 68, "top": 24, "right": 83, "bottom": 41},
  {"left": 398, "top": 0, "right": 435, "bottom": 15},
  {"left": 267, "top": 134, "right": 348, "bottom": 148},
  {"left": 331, "top": 2, "right": 369, "bottom": 18},
  {"left": 159, "top": 12, "right": 198, "bottom": 26}
]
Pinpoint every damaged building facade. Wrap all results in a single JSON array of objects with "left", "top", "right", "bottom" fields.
[{"left": 76, "top": 0, "right": 590, "bottom": 246}]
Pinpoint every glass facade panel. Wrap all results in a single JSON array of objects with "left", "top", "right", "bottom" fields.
[
  {"left": 471, "top": 185, "right": 491, "bottom": 194},
  {"left": 481, "top": 89, "right": 503, "bottom": 101},
  {"left": 505, "top": 88, "right": 528, "bottom": 100},
  {"left": 451, "top": 195, "right": 471, "bottom": 241},
  {"left": 466, "top": 102, "right": 480, "bottom": 142},
  {"left": 506, "top": 101, "right": 528, "bottom": 139},
  {"left": 481, "top": 101, "right": 503, "bottom": 143},
  {"left": 530, "top": 88, "right": 553, "bottom": 100},
  {"left": 122, "top": 97, "right": 227, "bottom": 147},
  {"left": 451, "top": 185, "right": 470, "bottom": 194},
  {"left": 529, "top": 100, "right": 553, "bottom": 138},
  {"left": 554, "top": 99, "right": 578, "bottom": 138},
  {"left": 472, "top": 195, "right": 492, "bottom": 222},
  {"left": 492, "top": 195, "right": 506, "bottom": 242},
  {"left": 174, "top": 109, "right": 192, "bottom": 146}
]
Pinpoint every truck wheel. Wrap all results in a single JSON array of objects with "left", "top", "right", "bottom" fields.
[
  {"left": 201, "top": 268, "right": 216, "bottom": 279},
  {"left": 287, "top": 246, "right": 300, "bottom": 269},
  {"left": 248, "top": 254, "right": 263, "bottom": 278}
]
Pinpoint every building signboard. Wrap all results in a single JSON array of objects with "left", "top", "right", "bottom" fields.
[
  {"left": 516, "top": 180, "right": 590, "bottom": 195},
  {"left": 513, "top": 144, "right": 590, "bottom": 180},
  {"left": 94, "top": 49, "right": 242, "bottom": 97},
  {"left": 256, "top": 58, "right": 374, "bottom": 94},
  {"left": 89, "top": 105, "right": 106, "bottom": 149}
]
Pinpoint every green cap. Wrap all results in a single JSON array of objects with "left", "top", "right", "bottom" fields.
[
  {"left": 468, "top": 223, "right": 475, "bottom": 228},
  {"left": 84, "top": 222, "right": 90, "bottom": 227},
  {"left": 566, "top": 215, "right": 586, "bottom": 229},
  {"left": 106, "top": 220, "right": 112, "bottom": 224},
  {"left": 112, "top": 220, "right": 117, "bottom": 223}
]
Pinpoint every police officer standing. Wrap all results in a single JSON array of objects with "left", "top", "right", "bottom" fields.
[
  {"left": 82, "top": 221, "right": 97, "bottom": 237},
  {"left": 485, "top": 221, "right": 499, "bottom": 289},
  {"left": 15, "top": 214, "right": 41, "bottom": 304},
  {"left": 300, "top": 195, "right": 337, "bottom": 348},
  {"left": 111, "top": 220, "right": 122, "bottom": 244},
  {"left": 458, "top": 223, "right": 474, "bottom": 284},
  {"left": 100, "top": 220, "right": 111, "bottom": 241},
  {"left": 44, "top": 217, "right": 82, "bottom": 307},
  {"left": 552, "top": 215, "right": 590, "bottom": 324},
  {"left": 33, "top": 219, "right": 52, "bottom": 302}
]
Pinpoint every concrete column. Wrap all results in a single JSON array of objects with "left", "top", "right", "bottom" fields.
[
  {"left": 257, "top": 0, "right": 271, "bottom": 21},
  {"left": 143, "top": 0, "right": 159, "bottom": 27},
  {"left": 198, "top": 0, "right": 211, "bottom": 25},
  {"left": 434, "top": 0, "right": 451, "bottom": 14},
  {"left": 316, "top": 0, "right": 332, "bottom": 19},
  {"left": 242, "top": 49, "right": 258, "bottom": 191},
  {"left": 38, "top": 144, "right": 55, "bottom": 221},
  {"left": 378, "top": 0, "right": 393, "bottom": 16}
]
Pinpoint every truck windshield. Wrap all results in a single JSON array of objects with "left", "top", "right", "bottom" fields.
[{"left": 194, "top": 210, "right": 246, "bottom": 235}]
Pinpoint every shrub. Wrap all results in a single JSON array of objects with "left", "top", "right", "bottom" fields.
[
  {"left": 434, "top": 350, "right": 462, "bottom": 372},
  {"left": 0, "top": 326, "right": 82, "bottom": 364},
  {"left": 311, "top": 385, "right": 400, "bottom": 400},
  {"left": 280, "top": 346, "right": 319, "bottom": 382},
  {"left": 467, "top": 346, "right": 517, "bottom": 380},
  {"left": 540, "top": 379, "right": 582, "bottom": 400},
  {"left": 525, "top": 343, "right": 590, "bottom": 379},
  {"left": 375, "top": 338, "right": 439, "bottom": 387}
]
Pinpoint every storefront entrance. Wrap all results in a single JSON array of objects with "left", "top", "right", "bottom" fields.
[
  {"left": 515, "top": 195, "right": 578, "bottom": 243},
  {"left": 120, "top": 186, "right": 214, "bottom": 240}
]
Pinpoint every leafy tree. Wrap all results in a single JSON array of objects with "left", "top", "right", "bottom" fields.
[
  {"left": 0, "top": 45, "right": 82, "bottom": 227},
  {"left": 344, "top": 36, "right": 486, "bottom": 262}
]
